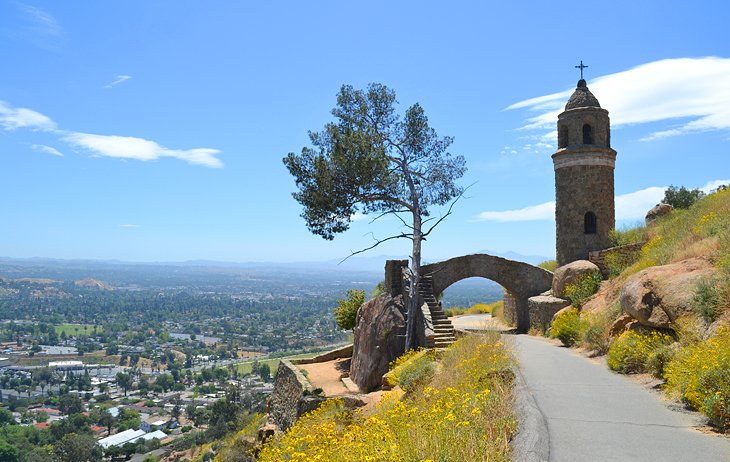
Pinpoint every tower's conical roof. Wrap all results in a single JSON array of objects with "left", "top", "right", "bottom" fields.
[{"left": 565, "top": 79, "right": 601, "bottom": 110}]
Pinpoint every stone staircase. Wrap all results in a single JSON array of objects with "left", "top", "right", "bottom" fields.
[{"left": 418, "top": 275, "right": 457, "bottom": 349}]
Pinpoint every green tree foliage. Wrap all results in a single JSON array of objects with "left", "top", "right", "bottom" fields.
[
  {"left": 284, "top": 83, "right": 466, "bottom": 350},
  {"left": 58, "top": 395, "right": 83, "bottom": 416},
  {"left": 54, "top": 433, "right": 102, "bottom": 462},
  {"left": 663, "top": 185, "right": 705, "bottom": 209},
  {"left": 258, "top": 363, "right": 271, "bottom": 382},
  {"left": 115, "top": 372, "right": 133, "bottom": 396},
  {"left": 334, "top": 289, "right": 364, "bottom": 331}
]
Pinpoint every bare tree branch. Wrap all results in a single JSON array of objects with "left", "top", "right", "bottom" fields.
[{"left": 339, "top": 232, "right": 413, "bottom": 264}]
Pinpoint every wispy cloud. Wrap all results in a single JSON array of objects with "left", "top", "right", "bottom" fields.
[
  {"left": 507, "top": 57, "right": 730, "bottom": 145},
  {"left": 473, "top": 180, "right": 728, "bottom": 223},
  {"left": 119, "top": 224, "right": 140, "bottom": 228},
  {"left": 473, "top": 201, "right": 555, "bottom": 222},
  {"left": 13, "top": 3, "right": 65, "bottom": 50},
  {"left": 64, "top": 132, "right": 223, "bottom": 168},
  {"left": 31, "top": 144, "right": 63, "bottom": 157},
  {"left": 0, "top": 101, "right": 57, "bottom": 131},
  {"left": 0, "top": 100, "right": 223, "bottom": 168},
  {"left": 104, "top": 75, "right": 132, "bottom": 89}
]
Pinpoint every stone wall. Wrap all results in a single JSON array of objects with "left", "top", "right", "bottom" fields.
[
  {"left": 554, "top": 162, "right": 615, "bottom": 265},
  {"left": 295, "top": 344, "right": 353, "bottom": 365},
  {"left": 268, "top": 360, "right": 324, "bottom": 430},
  {"left": 588, "top": 242, "right": 645, "bottom": 277},
  {"left": 384, "top": 260, "right": 408, "bottom": 297},
  {"left": 528, "top": 295, "right": 570, "bottom": 332}
]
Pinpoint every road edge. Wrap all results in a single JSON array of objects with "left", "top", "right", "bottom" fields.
[{"left": 511, "top": 363, "right": 550, "bottom": 462}]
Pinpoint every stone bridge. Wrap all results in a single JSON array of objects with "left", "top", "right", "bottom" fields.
[{"left": 385, "top": 254, "right": 553, "bottom": 333}]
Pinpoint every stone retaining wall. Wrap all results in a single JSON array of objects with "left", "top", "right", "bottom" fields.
[
  {"left": 268, "top": 359, "right": 325, "bottom": 430},
  {"left": 295, "top": 344, "right": 353, "bottom": 365},
  {"left": 588, "top": 242, "right": 644, "bottom": 276}
]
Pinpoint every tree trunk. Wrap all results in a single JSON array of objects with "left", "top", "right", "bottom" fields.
[{"left": 405, "top": 212, "right": 422, "bottom": 351}]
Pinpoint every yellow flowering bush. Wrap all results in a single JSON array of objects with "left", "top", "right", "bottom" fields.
[
  {"left": 258, "top": 333, "right": 516, "bottom": 461},
  {"left": 607, "top": 330, "right": 673, "bottom": 373},
  {"left": 549, "top": 308, "right": 581, "bottom": 346},
  {"left": 664, "top": 329, "right": 730, "bottom": 430}
]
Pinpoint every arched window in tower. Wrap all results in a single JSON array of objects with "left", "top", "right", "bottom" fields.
[
  {"left": 584, "top": 212, "right": 597, "bottom": 234},
  {"left": 558, "top": 125, "right": 569, "bottom": 148},
  {"left": 582, "top": 124, "right": 593, "bottom": 144}
]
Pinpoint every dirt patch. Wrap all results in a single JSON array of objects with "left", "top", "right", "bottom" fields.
[{"left": 298, "top": 358, "right": 351, "bottom": 396}]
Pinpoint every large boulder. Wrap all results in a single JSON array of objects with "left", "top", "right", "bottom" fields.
[
  {"left": 350, "top": 294, "right": 406, "bottom": 393},
  {"left": 552, "top": 260, "right": 601, "bottom": 299},
  {"left": 620, "top": 258, "right": 715, "bottom": 329},
  {"left": 645, "top": 203, "right": 673, "bottom": 226}
]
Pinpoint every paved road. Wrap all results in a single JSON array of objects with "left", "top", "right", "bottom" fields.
[{"left": 512, "top": 335, "right": 730, "bottom": 462}]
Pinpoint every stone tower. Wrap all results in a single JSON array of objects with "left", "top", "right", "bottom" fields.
[{"left": 553, "top": 79, "right": 616, "bottom": 266}]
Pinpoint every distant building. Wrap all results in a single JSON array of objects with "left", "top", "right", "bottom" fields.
[
  {"left": 140, "top": 417, "right": 170, "bottom": 433},
  {"left": 48, "top": 360, "right": 84, "bottom": 371}
]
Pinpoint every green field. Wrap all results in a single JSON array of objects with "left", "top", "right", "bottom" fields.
[{"left": 54, "top": 323, "right": 103, "bottom": 337}]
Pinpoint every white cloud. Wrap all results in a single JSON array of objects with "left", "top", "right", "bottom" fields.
[
  {"left": 64, "top": 132, "right": 223, "bottom": 168},
  {"left": 31, "top": 144, "right": 63, "bottom": 157},
  {"left": 104, "top": 75, "right": 132, "bottom": 89},
  {"left": 701, "top": 179, "right": 730, "bottom": 193},
  {"left": 615, "top": 187, "right": 666, "bottom": 220},
  {"left": 1, "top": 99, "right": 223, "bottom": 168},
  {"left": 473, "top": 201, "right": 555, "bottom": 222},
  {"left": 0, "top": 101, "right": 57, "bottom": 131},
  {"left": 507, "top": 57, "right": 730, "bottom": 142},
  {"left": 119, "top": 224, "right": 140, "bottom": 228},
  {"left": 473, "top": 182, "right": 725, "bottom": 223}
]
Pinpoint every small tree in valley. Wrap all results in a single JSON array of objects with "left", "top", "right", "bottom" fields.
[
  {"left": 334, "top": 289, "right": 365, "bottom": 331},
  {"left": 284, "top": 83, "right": 466, "bottom": 350}
]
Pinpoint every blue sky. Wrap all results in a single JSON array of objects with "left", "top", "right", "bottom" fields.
[{"left": 1, "top": 1, "right": 729, "bottom": 263}]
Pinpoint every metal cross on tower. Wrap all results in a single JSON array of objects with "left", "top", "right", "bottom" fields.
[{"left": 575, "top": 60, "right": 588, "bottom": 79}]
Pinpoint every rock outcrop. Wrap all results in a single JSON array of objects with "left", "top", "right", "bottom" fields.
[
  {"left": 620, "top": 258, "right": 714, "bottom": 329},
  {"left": 350, "top": 294, "right": 406, "bottom": 393},
  {"left": 645, "top": 203, "right": 673, "bottom": 225},
  {"left": 552, "top": 260, "right": 601, "bottom": 299}
]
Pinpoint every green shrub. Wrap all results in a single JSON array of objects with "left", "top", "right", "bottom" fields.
[
  {"left": 563, "top": 272, "right": 602, "bottom": 308},
  {"left": 693, "top": 278, "right": 721, "bottom": 323},
  {"left": 646, "top": 343, "right": 679, "bottom": 378},
  {"left": 604, "top": 246, "right": 642, "bottom": 278},
  {"left": 550, "top": 308, "right": 581, "bottom": 347},
  {"left": 663, "top": 185, "right": 705, "bottom": 209},
  {"left": 579, "top": 305, "right": 620, "bottom": 355},
  {"left": 609, "top": 225, "right": 647, "bottom": 247},
  {"left": 334, "top": 289, "right": 365, "bottom": 330},
  {"left": 538, "top": 260, "right": 558, "bottom": 272},
  {"left": 607, "top": 330, "right": 673, "bottom": 374},
  {"left": 665, "top": 329, "right": 730, "bottom": 430},
  {"left": 397, "top": 355, "right": 436, "bottom": 392}
]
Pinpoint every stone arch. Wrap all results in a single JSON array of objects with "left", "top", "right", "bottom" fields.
[{"left": 420, "top": 254, "right": 553, "bottom": 333}]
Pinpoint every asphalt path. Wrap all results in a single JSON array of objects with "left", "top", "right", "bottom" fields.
[{"left": 512, "top": 334, "right": 730, "bottom": 462}]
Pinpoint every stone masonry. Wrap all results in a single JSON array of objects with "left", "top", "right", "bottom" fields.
[{"left": 553, "top": 79, "right": 617, "bottom": 266}]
